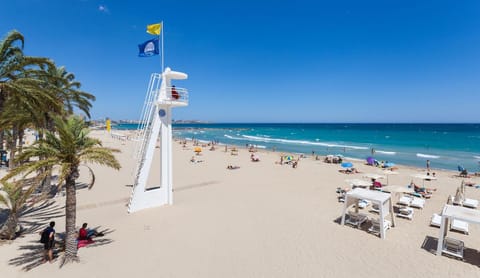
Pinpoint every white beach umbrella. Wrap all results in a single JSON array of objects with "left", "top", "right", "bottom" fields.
[
  {"left": 345, "top": 179, "right": 371, "bottom": 187},
  {"left": 381, "top": 185, "right": 414, "bottom": 203},
  {"left": 380, "top": 170, "right": 399, "bottom": 185},
  {"left": 363, "top": 173, "right": 385, "bottom": 180},
  {"left": 412, "top": 173, "right": 437, "bottom": 187}
]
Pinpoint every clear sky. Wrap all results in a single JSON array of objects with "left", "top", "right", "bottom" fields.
[{"left": 2, "top": 0, "right": 480, "bottom": 123}]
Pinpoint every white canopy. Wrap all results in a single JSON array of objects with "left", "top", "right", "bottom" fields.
[
  {"left": 340, "top": 188, "right": 395, "bottom": 239},
  {"left": 436, "top": 204, "right": 480, "bottom": 256}
]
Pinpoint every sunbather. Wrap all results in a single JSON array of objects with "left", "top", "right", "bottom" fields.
[
  {"left": 78, "top": 223, "right": 103, "bottom": 241},
  {"left": 410, "top": 182, "right": 435, "bottom": 198}
]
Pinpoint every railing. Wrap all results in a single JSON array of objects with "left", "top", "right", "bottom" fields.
[{"left": 157, "top": 86, "right": 189, "bottom": 106}]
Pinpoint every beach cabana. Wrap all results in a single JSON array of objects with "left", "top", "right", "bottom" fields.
[
  {"left": 436, "top": 204, "right": 480, "bottom": 258},
  {"left": 340, "top": 188, "right": 395, "bottom": 239}
]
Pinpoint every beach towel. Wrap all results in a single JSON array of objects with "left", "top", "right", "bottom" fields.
[{"left": 77, "top": 239, "right": 95, "bottom": 249}]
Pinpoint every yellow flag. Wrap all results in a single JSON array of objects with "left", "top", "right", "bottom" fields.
[
  {"left": 106, "top": 119, "right": 111, "bottom": 132},
  {"left": 146, "top": 23, "right": 162, "bottom": 35}
]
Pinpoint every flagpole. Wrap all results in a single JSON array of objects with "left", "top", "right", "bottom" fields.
[{"left": 161, "top": 21, "right": 164, "bottom": 72}]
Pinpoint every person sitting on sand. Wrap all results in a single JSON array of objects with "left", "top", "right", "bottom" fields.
[
  {"left": 251, "top": 153, "right": 260, "bottom": 162},
  {"left": 227, "top": 165, "right": 240, "bottom": 170},
  {"left": 78, "top": 223, "right": 103, "bottom": 241},
  {"left": 371, "top": 178, "right": 382, "bottom": 188}
]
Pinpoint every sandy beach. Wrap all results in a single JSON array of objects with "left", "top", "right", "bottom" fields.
[{"left": 1, "top": 129, "right": 480, "bottom": 277}]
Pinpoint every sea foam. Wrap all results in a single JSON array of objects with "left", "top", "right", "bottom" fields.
[
  {"left": 376, "top": 150, "right": 396, "bottom": 155},
  {"left": 416, "top": 153, "right": 440, "bottom": 159},
  {"left": 241, "top": 135, "right": 368, "bottom": 150}
]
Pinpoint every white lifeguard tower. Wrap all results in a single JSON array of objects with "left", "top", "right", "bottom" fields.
[{"left": 128, "top": 67, "right": 188, "bottom": 213}]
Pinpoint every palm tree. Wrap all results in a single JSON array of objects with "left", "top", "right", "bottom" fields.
[
  {"left": 3, "top": 116, "right": 121, "bottom": 264},
  {"left": 0, "top": 30, "right": 57, "bottom": 162},
  {"left": 35, "top": 64, "right": 96, "bottom": 191},
  {"left": 44, "top": 65, "right": 96, "bottom": 118},
  {"left": 0, "top": 179, "right": 37, "bottom": 239}
]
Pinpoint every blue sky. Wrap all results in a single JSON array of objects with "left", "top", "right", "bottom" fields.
[{"left": 2, "top": 0, "right": 480, "bottom": 123}]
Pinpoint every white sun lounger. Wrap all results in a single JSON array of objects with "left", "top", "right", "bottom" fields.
[
  {"left": 398, "top": 196, "right": 412, "bottom": 206},
  {"left": 357, "top": 199, "right": 370, "bottom": 209},
  {"left": 442, "top": 237, "right": 464, "bottom": 259},
  {"left": 463, "top": 198, "right": 479, "bottom": 209},
  {"left": 345, "top": 212, "right": 368, "bottom": 228},
  {"left": 368, "top": 218, "right": 391, "bottom": 236},
  {"left": 431, "top": 213, "right": 442, "bottom": 227},
  {"left": 451, "top": 219, "right": 469, "bottom": 234},
  {"left": 410, "top": 197, "right": 425, "bottom": 209},
  {"left": 397, "top": 207, "right": 414, "bottom": 220}
]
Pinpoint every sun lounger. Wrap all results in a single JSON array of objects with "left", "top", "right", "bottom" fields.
[
  {"left": 368, "top": 218, "right": 391, "bottom": 236},
  {"left": 430, "top": 213, "right": 442, "bottom": 227},
  {"left": 398, "top": 196, "right": 412, "bottom": 206},
  {"left": 451, "top": 219, "right": 469, "bottom": 234},
  {"left": 397, "top": 207, "right": 414, "bottom": 220},
  {"left": 463, "top": 198, "right": 479, "bottom": 209},
  {"left": 357, "top": 199, "right": 370, "bottom": 209},
  {"left": 345, "top": 212, "right": 368, "bottom": 228},
  {"left": 410, "top": 197, "right": 425, "bottom": 209},
  {"left": 442, "top": 237, "right": 464, "bottom": 259},
  {"left": 370, "top": 203, "right": 380, "bottom": 213}
]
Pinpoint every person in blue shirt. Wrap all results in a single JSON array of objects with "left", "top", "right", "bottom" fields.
[{"left": 41, "top": 221, "right": 55, "bottom": 263}]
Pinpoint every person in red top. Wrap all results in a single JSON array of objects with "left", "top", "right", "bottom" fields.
[
  {"left": 171, "top": 85, "right": 180, "bottom": 100},
  {"left": 78, "top": 223, "right": 103, "bottom": 241}
]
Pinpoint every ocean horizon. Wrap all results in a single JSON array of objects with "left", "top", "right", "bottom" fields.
[{"left": 114, "top": 122, "right": 480, "bottom": 172}]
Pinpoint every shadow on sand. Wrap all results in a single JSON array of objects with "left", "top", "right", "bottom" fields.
[
  {"left": 174, "top": 180, "right": 220, "bottom": 192},
  {"left": 421, "top": 236, "right": 480, "bottom": 268},
  {"left": 8, "top": 227, "right": 115, "bottom": 271}
]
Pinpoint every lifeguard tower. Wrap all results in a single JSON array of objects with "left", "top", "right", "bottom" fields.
[{"left": 128, "top": 67, "right": 188, "bottom": 213}]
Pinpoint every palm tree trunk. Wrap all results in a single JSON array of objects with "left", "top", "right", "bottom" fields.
[
  {"left": 8, "top": 127, "right": 17, "bottom": 170},
  {"left": 62, "top": 172, "right": 78, "bottom": 265},
  {"left": 17, "top": 128, "right": 25, "bottom": 153},
  {"left": 0, "top": 129, "right": 4, "bottom": 150},
  {"left": 0, "top": 211, "right": 18, "bottom": 240}
]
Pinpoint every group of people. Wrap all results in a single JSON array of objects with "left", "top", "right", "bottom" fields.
[{"left": 40, "top": 221, "right": 103, "bottom": 263}]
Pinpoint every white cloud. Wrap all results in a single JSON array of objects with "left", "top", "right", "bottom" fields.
[{"left": 98, "top": 5, "right": 109, "bottom": 13}]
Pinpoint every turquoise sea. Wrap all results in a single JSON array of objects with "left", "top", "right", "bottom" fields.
[{"left": 114, "top": 123, "right": 480, "bottom": 172}]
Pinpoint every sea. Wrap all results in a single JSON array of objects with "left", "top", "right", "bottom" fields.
[{"left": 114, "top": 123, "right": 480, "bottom": 172}]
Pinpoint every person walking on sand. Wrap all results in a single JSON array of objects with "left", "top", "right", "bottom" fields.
[
  {"left": 41, "top": 221, "right": 55, "bottom": 263},
  {"left": 426, "top": 160, "right": 430, "bottom": 172}
]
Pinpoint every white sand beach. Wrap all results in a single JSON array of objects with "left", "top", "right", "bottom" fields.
[{"left": 1, "top": 130, "right": 480, "bottom": 277}]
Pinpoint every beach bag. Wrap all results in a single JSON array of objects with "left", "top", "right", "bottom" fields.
[{"left": 40, "top": 228, "right": 49, "bottom": 244}]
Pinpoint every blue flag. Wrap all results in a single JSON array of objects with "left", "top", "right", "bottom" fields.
[{"left": 138, "top": 38, "right": 159, "bottom": 57}]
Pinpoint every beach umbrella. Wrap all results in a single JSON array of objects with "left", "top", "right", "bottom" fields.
[
  {"left": 341, "top": 162, "right": 353, "bottom": 168},
  {"left": 412, "top": 173, "right": 437, "bottom": 187},
  {"left": 194, "top": 147, "right": 202, "bottom": 154},
  {"left": 366, "top": 156, "right": 375, "bottom": 165},
  {"left": 454, "top": 187, "right": 464, "bottom": 204},
  {"left": 380, "top": 170, "right": 399, "bottom": 185},
  {"left": 345, "top": 179, "right": 371, "bottom": 187},
  {"left": 381, "top": 185, "right": 414, "bottom": 202},
  {"left": 363, "top": 173, "right": 384, "bottom": 180},
  {"left": 384, "top": 162, "right": 395, "bottom": 168}
]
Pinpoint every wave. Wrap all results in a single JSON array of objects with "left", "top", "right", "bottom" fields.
[
  {"left": 416, "top": 153, "right": 440, "bottom": 159},
  {"left": 376, "top": 150, "right": 396, "bottom": 155},
  {"left": 241, "top": 135, "right": 368, "bottom": 150},
  {"left": 474, "top": 156, "right": 480, "bottom": 160}
]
